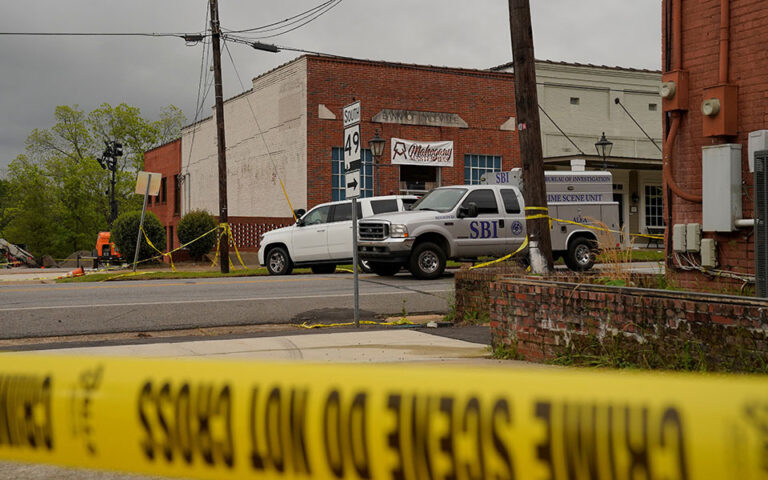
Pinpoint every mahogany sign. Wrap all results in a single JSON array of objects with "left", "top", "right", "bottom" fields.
[{"left": 390, "top": 138, "right": 454, "bottom": 167}]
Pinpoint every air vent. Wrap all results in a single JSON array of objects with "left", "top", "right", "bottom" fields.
[{"left": 756, "top": 150, "right": 768, "bottom": 297}]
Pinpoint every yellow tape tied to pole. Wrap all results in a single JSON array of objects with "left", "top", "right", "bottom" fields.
[{"left": 0, "top": 354, "right": 765, "bottom": 479}]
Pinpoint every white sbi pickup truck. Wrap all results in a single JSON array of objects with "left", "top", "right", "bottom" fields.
[
  {"left": 258, "top": 195, "right": 417, "bottom": 275},
  {"left": 357, "top": 168, "right": 619, "bottom": 279}
]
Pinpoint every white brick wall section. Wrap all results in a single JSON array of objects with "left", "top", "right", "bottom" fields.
[{"left": 181, "top": 59, "right": 308, "bottom": 218}]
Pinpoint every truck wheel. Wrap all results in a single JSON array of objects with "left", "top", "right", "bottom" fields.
[
  {"left": 370, "top": 262, "right": 401, "bottom": 276},
  {"left": 311, "top": 264, "right": 336, "bottom": 274},
  {"left": 266, "top": 247, "right": 294, "bottom": 275},
  {"left": 566, "top": 237, "right": 596, "bottom": 271},
  {"left": 358, "top": 259, "right": 373, "bottom": 273},
  {"left": 409, "top": 242, "right": 446, "bottom": 279}
]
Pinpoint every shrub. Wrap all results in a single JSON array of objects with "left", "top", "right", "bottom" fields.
[
  {"left": 111, "top": 211, "right": 167, "bottom": 264},
  {"left": 177, "top": 210, "right": 218, "bottom": 260}
]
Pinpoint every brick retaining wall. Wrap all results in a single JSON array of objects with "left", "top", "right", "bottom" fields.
[{"left": 454, "top": 268, "right": 768, "bottom": 371}]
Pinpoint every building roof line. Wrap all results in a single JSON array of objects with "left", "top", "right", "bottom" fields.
[{"left": 492, "top": 59, "right": 661, "bottom": 74}]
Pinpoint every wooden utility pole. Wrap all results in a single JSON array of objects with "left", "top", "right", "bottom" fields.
[
  {"left": 210, "top": 0, "right": 229, "bottom": 273},
  {"left": 508, "top": 0, "right": 553, "bottom": 273}
]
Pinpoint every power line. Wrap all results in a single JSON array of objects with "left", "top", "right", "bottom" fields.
[
  {"left": 221, "top": 38, "right": 284, "bottom": 193},
  {"left": 0, "top": 31, "right": 200, "bottom": 38},
  {"left": 223, "top": 0, "right": 338, "bottom": 34},
  {"left": 224, "top": 0, "right": 342, "bottom": 40},
  {"left": 182, "top": 2, "right": 214, "bottom": 189}
]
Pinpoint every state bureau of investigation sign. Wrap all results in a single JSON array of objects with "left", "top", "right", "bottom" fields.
[{"left": 0, "top": 354, "right": 766, "bottom": 480}]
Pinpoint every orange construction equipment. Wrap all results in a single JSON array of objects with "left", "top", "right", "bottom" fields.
[{"left": 93, "top": 232, "right": 121, "bottom": 268}]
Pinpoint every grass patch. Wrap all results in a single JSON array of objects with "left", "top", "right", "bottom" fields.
[{"left": 489, "top": 343, "right": 524, "bottom": 360}]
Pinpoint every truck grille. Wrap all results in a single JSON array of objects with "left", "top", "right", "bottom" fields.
[{"left": 359, "top": 221, "right": 388, "bottom": 240}]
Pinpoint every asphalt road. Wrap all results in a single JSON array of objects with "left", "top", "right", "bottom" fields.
[{"left": 0, "top": 272, "right": 453, "bottom": 339}]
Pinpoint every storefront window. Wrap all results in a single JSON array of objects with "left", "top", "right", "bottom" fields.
[
  {"left": 644, "top": 185, "right": 664, "bottom": 227},
  {"left": 399, "top": 165, "right": 438, "bottom": 195},
  {"left": 332, "top": 147, "right": 373, "bottom": 201},
  {"left": 464, "top": 154, "right": 502, "bottom": 184}
]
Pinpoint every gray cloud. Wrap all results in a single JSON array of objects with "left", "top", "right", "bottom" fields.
[{"left": 0, "top": 0, "right": 660, "bottom": 173}]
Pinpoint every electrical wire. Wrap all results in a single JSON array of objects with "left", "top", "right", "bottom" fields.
[
  {"left": 221, "top": 38, "right": 288, "bottom": 206},
  {"left": 223, "top": 0, "right": 342, "bottom": 40},
  {"left": 181, "top": 2, "right": 215, "bottom": 213},
  {"left": 538, "top": 104, "right": 585, "bottom": 155},
  {"left": 0, "top": 31, "right": 201, "bottom": 38},
  {"left": 223, "top": 0, "right": 338, "bottom": 33},
  {"left": 614, "top": 98, "right": 663, "bottom": 153}
]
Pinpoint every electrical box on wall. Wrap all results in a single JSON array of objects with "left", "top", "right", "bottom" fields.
[
  {"left": 661, "top": 70, "right": 689, "bottom": 112},
  {"left": 748, "top": 130, "right": 768, "bottom": 173},
  {"left": 672, "top": 224, "right": 687, "bottom": 252},
  {"left": 701, "top": 239, "right": 717, "bottom": 268},
  {"left": 701, "top": 85, "right": 738, "bottom": 137},
  {"left": 702, "top": 144, "right": 742, "bottom": 232},
  {"left": 686, "top": 223, "right": 701, "bottom": 252}
]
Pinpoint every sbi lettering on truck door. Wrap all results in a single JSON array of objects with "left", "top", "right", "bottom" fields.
[
  {"left": 499, "top": 188, "right": 526, "bottom": 254},
  {"left": 455, "top": 189, "right": 508, "bottom": 257}
]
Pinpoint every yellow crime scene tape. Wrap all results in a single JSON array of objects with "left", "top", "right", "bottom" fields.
[
  {"left": 0, "top": 354, "right": 765, "bottom": 479},
  {"left": 470, "top": 206, "right": 664, "bottom": 271}
]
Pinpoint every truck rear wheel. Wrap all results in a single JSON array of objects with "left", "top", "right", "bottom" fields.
[
  {"left": 566, "top": 237, "right": 596, "bottom": 271},
  {"left": 370, "top": 262, "right": 401, "bottom": 276},
  {"left": 266, "top": 246, "right": 294, "bottom": 275},
  {"left": 409, "top": 242, "right": 446, "bottom": 280}
]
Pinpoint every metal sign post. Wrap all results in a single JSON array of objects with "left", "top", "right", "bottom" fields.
[
  {"left": 343, "top": 101, "right": 361, "bottom": 327},
  {"left": 132, "top": 172, "right": 162, "bottom": 272}
]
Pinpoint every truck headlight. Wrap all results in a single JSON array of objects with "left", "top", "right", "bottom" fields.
[{"left": 390, "top": 224, "right": 409, "bottom": 238}]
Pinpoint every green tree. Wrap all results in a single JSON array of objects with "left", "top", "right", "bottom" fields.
[
  {"left": 0, "top": 178, "right": 11, "bottom": 235},
  {"left": 111, "top": 211, "right": 166, "bottom": 264},
  {"left": 177, "top": 210, "right": 218, "bottom": 259},
  {"left": 2, "top": 103, "right": 185, "bottom": 259}
]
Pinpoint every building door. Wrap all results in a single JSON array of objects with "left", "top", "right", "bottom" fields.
[
  {"left": 399, "top": 165, "right": 439, "bottom": 195},
  {"left": 613, "top": 192, "right": 624, "bottom": 243}
]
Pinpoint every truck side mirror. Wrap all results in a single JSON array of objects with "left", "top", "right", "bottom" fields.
[
  {"left": 458, "top": 202, "right": 478, "bottom": 218},
  {"left": 294, "top": 208, "right": 305, "bottom": 218},
  {"left": 296, "top": 218, "right": 305, "bottom": 227}
]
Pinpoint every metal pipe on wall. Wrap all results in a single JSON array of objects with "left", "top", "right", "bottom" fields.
[
  {"left": 719, "top": 0, "right": 730, "bottom": 84},
  {"left": 663, "top": 0, "right": 703, "bottom": 204}
]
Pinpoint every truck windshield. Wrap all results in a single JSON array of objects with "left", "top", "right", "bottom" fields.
[{"left": 411, "top": 188, "right": 467, "bottom": 212}]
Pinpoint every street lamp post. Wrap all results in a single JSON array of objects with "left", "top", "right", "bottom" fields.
[
  {"left": 97, "top": 140, "right": 123, "bottom": 227},
  {"left": 595, "top": 132, "right": 613, "bottom": 171},
  {"left": 368, "top": 130, "right": 385, "bottom": 197}
]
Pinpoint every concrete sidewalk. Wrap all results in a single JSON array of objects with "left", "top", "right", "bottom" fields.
[{"left": 25, "top": 327, "right": 497, "bottom": 365}]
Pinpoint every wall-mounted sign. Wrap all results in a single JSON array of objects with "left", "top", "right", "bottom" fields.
[
  {"left": 372, "top": 109, "right": 468, "bottom": 128},
  {"left": 390, "top": 138, "right": 454, "bottom": 167}
]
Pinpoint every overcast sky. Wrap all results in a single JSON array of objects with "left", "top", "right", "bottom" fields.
[{"left": 0, "top": 1, "right": 661, "bottom": 174}]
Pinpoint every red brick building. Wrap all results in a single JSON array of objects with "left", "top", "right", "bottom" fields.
[
  {"left": 662, "top": 0, "right": 767, "bottom": 289},
  {"left": 148, "top": 56, "right": 519, "bottom": 252},
  {"left": 143, "top": 138, "right": 181, "bottom": 253}
]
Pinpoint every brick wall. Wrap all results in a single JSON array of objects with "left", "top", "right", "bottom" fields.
[
  {"left": 663, "top": 0, "right": 768, "bottom": 288},
  {"left": 144, "top": 139, "right": 181, "bottom": 252},
  {"left": 305, "top": 56, "right": 519, "bottom": 206},
  {"left": 455, "top": 269, "right": 768, "bottom": 371},
  {"left": 226, "top": 216, "right": 294, "bottom": 252}
]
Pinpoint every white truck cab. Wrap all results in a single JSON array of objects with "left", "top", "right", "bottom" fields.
[
  {"left": 357, "top": 168, "right": 619, "bottom": 279},
  {"left": 258, "top": 195, "right": 417, "bottom": 275}
]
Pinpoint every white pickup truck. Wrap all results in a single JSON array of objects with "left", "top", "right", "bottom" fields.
[
  {"left": 258, "top": 195, "right": 417, "bottom": 275},
  {"left": 357, "top": 168, "right": 619, "bottom": 279}
]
